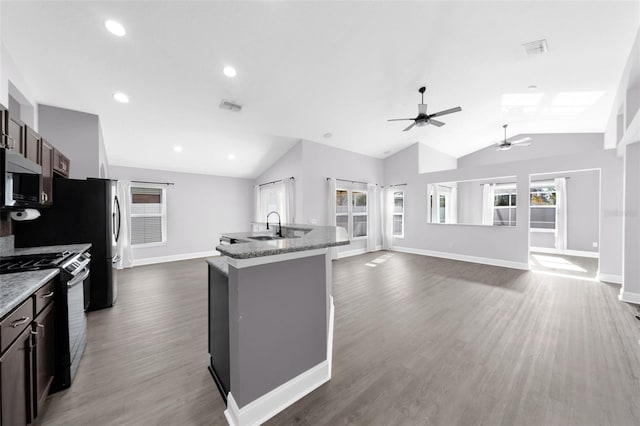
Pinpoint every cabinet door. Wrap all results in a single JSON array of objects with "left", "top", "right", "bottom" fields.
[
  {"left": 7, "top": 116, "right": 26, "bottom": 157},
  {"left": 0, "top": 104, "right": 7, "bottom": 149},
  {"left": 33, "top": 302, "right": 55, "bottom": 417},
  {"left": 25, "top": 126, "right": 40, "bottom": 164},
  {"left": 40, "top": 139, "right": 54, "bottom": 206},
  {"left": 53, "top": 148, "right": 70, "bottom": 177},
  {"left": 0, "top": 327, "right": 33, "bottom": 426}
]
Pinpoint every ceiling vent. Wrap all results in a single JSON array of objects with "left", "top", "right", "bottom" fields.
[
  {"left": 523, "top": 39, "right": 548, "bottom": 55},
  {"left": 219, "top": 99, "right": 242, "bottom": 112}
]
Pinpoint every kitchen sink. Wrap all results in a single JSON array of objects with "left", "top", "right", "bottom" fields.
[{"left": 248, "top": 235, "right": 283, "bottom": 241}]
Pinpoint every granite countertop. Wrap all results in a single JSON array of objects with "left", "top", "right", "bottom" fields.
[
  {"left": 0, "top": 269, "right": 60, "bottom": 318},
  {"left": 2, "top": 243, "right": 92, "bottom": 257},
  {"left": 0, "top": 242, "right": 92, "bottom": 318},
  {"left": 216, "top": 224, "right": 350, "bottom": 259},
  {"left": 206, "top": 257, "right": 229, "bottom": 276}
]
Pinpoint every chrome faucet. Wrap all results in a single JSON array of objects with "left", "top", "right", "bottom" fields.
[{"left": 266, "top": 211, "right": 283, "bottom": 237}]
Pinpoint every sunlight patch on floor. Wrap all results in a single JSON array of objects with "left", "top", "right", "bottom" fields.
[
  {"left": 365, "top": 253, "right": 394, "bottom": 268},
  {"left": 531, "top": 254, "right": 587, "bottom": 272}
]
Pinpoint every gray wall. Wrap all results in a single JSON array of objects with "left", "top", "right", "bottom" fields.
[
  {"left": 458, "top": 133, "right": 604, "bottom": 168},
  {"left": 38, "top": 104, "right": 100, "bottom": 179},
  {"left": 256, "top": 140, "right": 384, "bottom": 254},
  {"left": 109, "top": 165, "right": 254, "bottom": 262},
  {"left": 623, "top": 142, "right": 640, "bottom": 297},
  {"left": 255, "top": 141, "right": 304, "bottom": 222},
  {"left": 529, "top": 170, "right": 600, "bottom": 253},
  {"left": 98, "top": 120, "right": 109, "bottom": 178},
  {"left": 385, "top": 134, "right": 624, "bottom": 277},
  {"left": 419, "top": 142, "right": 457, "bottom": 173}
]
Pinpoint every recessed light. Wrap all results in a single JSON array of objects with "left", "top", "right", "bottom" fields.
[
  {"left": 113, "top": 92, "right": 129, "bottom": 103},
  {"left": 501, "top": 93, "right": 544, "bottom": 107},
  {"left": 323, "top": 132, "right": 333, "bottom": 139},
  {"left": 552, "top": 91, "right": 605, "bottom": 106},
  {"left": 223, "top": 66, "right": 237, "bottom": 78},
  {"left": 228, "top": 154, "right": 236, "bottom": 160},
  {"left": 105, "top": 20, "right": 126, "bottom": 37},
  {"left": 173, "top": 146, "right": 183, "bottom": 153}
]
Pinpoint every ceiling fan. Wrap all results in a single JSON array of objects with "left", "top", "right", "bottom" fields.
[
  {"left": 388, "top": 86, "right": 462, "bottom": 132},
  {"left": 496, "top": 124, "right": 531, "bottom": 151}
]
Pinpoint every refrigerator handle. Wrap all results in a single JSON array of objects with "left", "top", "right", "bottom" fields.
[{"left": 114, "top": 195, "right": 122, "bottom": 242}]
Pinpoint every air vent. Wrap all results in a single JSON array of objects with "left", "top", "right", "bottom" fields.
[
  {"left": 523, "top": 39, "right": 548, "bottom": 55},
  {"left": 219, "top": 100, "right": 242, "bottom": 112}
]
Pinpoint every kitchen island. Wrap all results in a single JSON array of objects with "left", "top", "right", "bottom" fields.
[{"left": 207, "top": 224, "right": 349, "bottom": 426}]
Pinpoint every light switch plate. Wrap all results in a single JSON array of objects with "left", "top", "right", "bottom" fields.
[{"left": 593, "top": 242, "right": 598, "bottom": 248}]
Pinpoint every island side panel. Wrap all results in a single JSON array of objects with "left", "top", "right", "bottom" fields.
[
  {"left": 208, "top": 265, "right": 231, "bottom": 399},
  {"left": 229, "top": 254, "right": 328, "bottom": 408}
]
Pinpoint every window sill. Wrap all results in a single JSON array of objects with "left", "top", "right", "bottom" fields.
[
  {"left": 132, "top": 242, "right": 167, "bottom": 248},
  {"left": 530, "top": 228, "right": 555, "bottom": 233}
]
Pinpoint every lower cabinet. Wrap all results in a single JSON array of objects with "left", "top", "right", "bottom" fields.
[
  {"left": 0, "top": 279, "right": 57, "bottom": 425},
  {"left": 0, "top": 327, "right": 33, "bottom": 426},
  {"left": 33, "top": 302, "right": 55, "bottom": 417}
]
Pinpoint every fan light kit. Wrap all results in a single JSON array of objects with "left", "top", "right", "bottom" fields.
[
  {"left": 388, "top": 86, "right": 462, "bottom": 132},
  {"left": 105, "top": 20, "right": 126, "bottom": 37},
  {"left": 113, "top": 92, "right": 130, "bottom": 103},
  {"left": 496, "top": 124, "right": 532, "bottom": 151}
]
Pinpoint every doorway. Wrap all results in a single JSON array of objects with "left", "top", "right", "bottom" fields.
[{"left": 528, "top": 169, "right": 600, "bottom": 279}]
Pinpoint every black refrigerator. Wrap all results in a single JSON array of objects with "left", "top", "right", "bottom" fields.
[{"left": 14, "top": 178, "right": 120, "bottom": 311}]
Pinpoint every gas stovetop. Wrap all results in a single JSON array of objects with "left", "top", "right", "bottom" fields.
[{"left": 0, "top": 251, "right": 74, "bottom": 274}]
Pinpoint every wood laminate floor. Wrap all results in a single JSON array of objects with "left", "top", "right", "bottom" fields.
[{"left": 40, "top": 252, "right": 640, "bottom": 426}]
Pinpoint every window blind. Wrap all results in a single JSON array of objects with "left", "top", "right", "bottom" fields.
[{"left": 131, "top": 187, "right": 164, "bottom": 245}]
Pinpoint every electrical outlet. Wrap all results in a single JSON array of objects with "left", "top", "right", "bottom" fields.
[{"left": 593, "top": 242, "right": 598, "bottom": 248}]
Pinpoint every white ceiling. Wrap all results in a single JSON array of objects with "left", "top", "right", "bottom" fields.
[{"left": 2, "top": 1, "right": 639, "bottom": 178}]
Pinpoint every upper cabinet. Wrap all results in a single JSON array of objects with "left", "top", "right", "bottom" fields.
[
  {"left": 1, "top": 102, "right": 71, "bottom": 207},
  {"left": 52, "top": 149, "right": 70, "bottom": 178},
  {"left": 41, "top": 139, "right": 54, "bottom": 206},
  {"left": 25, "top": 126, "right": 41, "bottom": 165}
]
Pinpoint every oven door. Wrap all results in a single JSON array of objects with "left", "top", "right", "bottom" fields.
[{"left": 67, "top": 267, "right": 89, "bottom": 381}]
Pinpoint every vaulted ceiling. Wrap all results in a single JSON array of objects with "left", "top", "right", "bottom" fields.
[{"left": 2, "top": 1, "right": 638, "bottom": 178}]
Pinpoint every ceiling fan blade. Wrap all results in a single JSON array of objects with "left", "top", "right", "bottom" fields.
[
  {"left": 402, "top": 123, "right": 416, "bottom": 132},
  {"left": 388, "top": 118, "right": 415, "bottom": 122},
  {"left": 418, "top": 104, "right": 427, "bottom": 114},
  {"left": 512, "top": 142, "right": 531, "bottom": 147},
  {"left": 428, "top": 119, "right": 445, "bottom": 127},
  {"left": 508, "top": 137, "right": 532, "bottom": 144},
  {"left": 429, "top": 106, "right": 462, "bottom": 118}
]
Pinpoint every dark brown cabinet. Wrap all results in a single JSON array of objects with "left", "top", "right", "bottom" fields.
[
  {"left": 0, "top": 323, "right": 33, "bottom": 426},
  {"left": 40, "top": 140, "right": 54, "bottom": 206},
  {"left": 53, "top": 148, "right": 70, "bottom": 177},
  {"left": 7, "top": 116, "right": 26, "bottom": 157},
  {"left": 33, "top": 302, "right": 55, "bottom": 417},
  {"left": 25, "top": 126, "right": 40, "bottom": 165}
]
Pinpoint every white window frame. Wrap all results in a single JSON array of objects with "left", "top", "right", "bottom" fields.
[
  {"left": 393, "top": 190, "right": 405, "bottom": 238},
  {"left": 336, "top": 188, "right": 368, "bottom": 240},
  {"left": 259, "top": 182, "right": 287, "bottom": 223},
  {"left": 130, "top": 185, "right": 167, "bottom": 248},
  {"left": 530, "top": 183, "right": 557, "bottom": 232},
  {"left": 493, "top": 187, "right": 516, "bottom": 227}
]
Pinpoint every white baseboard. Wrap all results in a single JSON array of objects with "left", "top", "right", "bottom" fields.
[
  {"left": 131, "top": 250, "right": 219, "bottom": 267},
  {"left": 393, "top": 246, "right": 529, "bottom": 271},
  {"left": 530, "top": 247, "right": 599, "bottom": 258},
  {"left": 224, "top": 361, "right": 330, "bottom": 426},
  {"left": 618, "top": 289, "right": 640, "bottom": 304},
  {"left": 597, "top": 273, "right": 623, "bottom": 284},
  {"left": 336, "top": 248, "right": 367, "bottom": 259}
]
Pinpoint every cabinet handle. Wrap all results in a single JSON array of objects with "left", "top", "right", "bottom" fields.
[
  {"left": 42, "top": 291, "right": 55, "bottom": 299},
  {"left": 11, "top": 316, "right": 30, "bottom": 327},
  {"left": 35, "top": 322, "right": 45, "bottom": 338}
]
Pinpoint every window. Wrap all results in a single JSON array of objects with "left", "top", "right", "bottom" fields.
[
  {"left": 130, "top": 186, "right": 166, "bottom": 246},
  {"left": 259, "top": 182, "right": 286, "bottom": 222},
  {"left": 393, "top": 191, "right": 404, "bottom": 238},
  {"left": 336, "top": 189, "right": 367, "bottom": 239},
  {"left": 530, "top": 183, "right": 557, "bottom": 230},
  {"left": 493, "top": 186, "right": 516, "bottom": 226}
]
